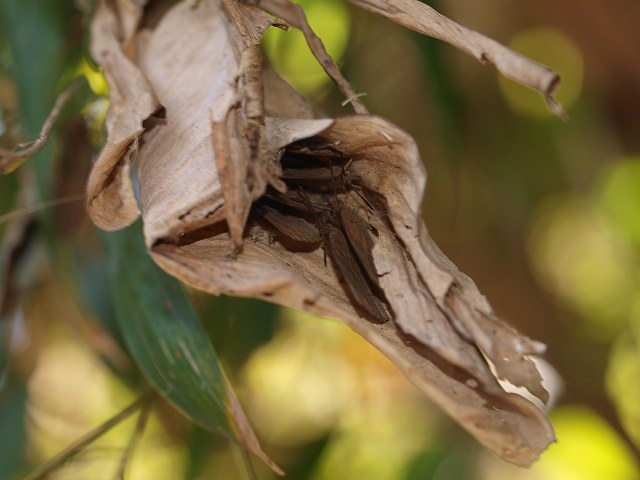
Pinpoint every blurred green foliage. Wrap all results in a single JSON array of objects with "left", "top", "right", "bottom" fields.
[{"left": 1, "top": 0, "right": 639, "bottom": 479}]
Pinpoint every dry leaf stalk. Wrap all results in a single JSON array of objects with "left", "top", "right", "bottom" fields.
[
  {"left": 0, "top": 79, "right": 83, "bottom": 174},
  {"left": 347, "top": 0, "right": 567, "bottom": 118}
]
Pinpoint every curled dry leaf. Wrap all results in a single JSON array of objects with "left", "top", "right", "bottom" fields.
[
  {"left": 85, "top": 0, "right": 161, "bottom": 231},
  {"left": 148, "top": 115, "right": 554, "bottom": 466},
  {"left": 85, "top": 0, "right": 557, "bottom": 468},
  {"left": 346, "top": 0, "right": 567, "bottom": 118}
]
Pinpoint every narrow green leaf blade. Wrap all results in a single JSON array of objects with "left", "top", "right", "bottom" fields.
[{"left": 101, "top": 223, "right": 232, "bottom": 437}]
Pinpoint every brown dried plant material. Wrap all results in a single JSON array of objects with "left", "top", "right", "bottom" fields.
[
  {"left": 85, "top": 0, "right": 303, "bottom": 472},
  {"left": 84, "top": 0, "right": 558, "bottom": 468},
  {"left": 132, "top": 0, "right": 331, "bottom": 246},
  {"left": 85, "top": 0, "right": 161, "bottom": 231},
  {"left": 211, "top": 3, "right": 289, "bottom": 249},
  {"left": 346, "top": 0, "right": 566, "bottom": 118},
  {"left": 0, "top": 79, "right": 82, "bottom": 174},
  {"left": 147, "top": 115, "right": 554, "bottom": 466},
  {"left": 257, "top": 0, "right": 369, "bottom": 114}
]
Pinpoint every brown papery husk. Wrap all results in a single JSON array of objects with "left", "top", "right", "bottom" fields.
[
  {"left": 148, "top": 115, "right": 554, "bottom": 466},
  {"left": 85, "top": 0, "right": 555, "bottom": 467}
]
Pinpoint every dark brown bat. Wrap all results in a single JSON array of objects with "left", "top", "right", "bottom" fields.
[
  {"left": 281, "top": 165, "right": 345, "bottom": 186},
  {"left": 296, "top": 188, "right": 390, "bottom": 323},
  {"left": 287, "top": 160, "right": 380, "bottom": 287},
  {"left": 324, "top": 222, "right": 389, "bottom": 323},
  {"left": 334, "top": 204, "right": 379, "bottom": 287},
  {"left": 256, "top": 204, "right": 321, "bottom": 245}
]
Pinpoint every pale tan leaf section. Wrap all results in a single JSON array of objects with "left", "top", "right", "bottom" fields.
[
  {"left": 347, "top": 0, "right": 566, "bottom": 118},
  {"left": 224, "top": 377, "right": 284, "bottom": 476},
  {"left": 148, "top": 114, "right": 555, "bottom": 466},
  {"left": 85, "top": 0, "right": 161, "bottom": 231},
  {"left": 210, "top": 3, "right": 288, "bottom": 249},
  {"left": 322, "top": 116, "right": 550, "bottom": 405},
  {"left": 85, "top": 1, "right": 292, "bottom": 472},
  {"left": 132, "top": 0, "right": 332, "bottom": 246}
]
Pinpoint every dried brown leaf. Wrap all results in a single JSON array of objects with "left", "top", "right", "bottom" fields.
[
  {"left": 145, "top": 114, "right": 554, "bottom": 466},
  {"left": 346, "top": 0, "right": 566, "bottom": 118},
  {"left": 85, "top": 0, "right": 557, "bottom": 467},
  {"left": 257, "top": 0, "right": 369, "bottom": 114},
  {"left": 128, "top": 0, "right": 332, "bottom": 246},
  {"left": 85, "top": 1, "right": 298, "bottom": 472},
  {"left": 207, "top": 1, "right": 295, "bottom": 249},
  {"left": 85, "top": 0, "right": 161, "bottom": 231}
]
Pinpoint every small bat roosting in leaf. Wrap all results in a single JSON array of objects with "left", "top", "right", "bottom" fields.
[
  {"left": 295, "top": 188, "right": 390, "bottom": 324},
  {"left": 256, "top": 203, "right": 321, "bottom": 245}
]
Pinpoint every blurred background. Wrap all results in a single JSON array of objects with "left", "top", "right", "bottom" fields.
[{"left": 1, "top": 0, "right": 639, "bottom": 478}]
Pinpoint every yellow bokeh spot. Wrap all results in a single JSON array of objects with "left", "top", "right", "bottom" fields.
[
  {"left": 241, "top": 309, "right": 356, "bottom": 445},
  {"left": 526, "top": 195, "right": 637, "bottom": 338},
  {"left": 24, "top": 280, "right": 187, "bottom": 479},
  {"left": 606, "top": 301, "right": 640, "bottom": 449},
  {"left": 75, "top": 57, "right": 109, "bottom": 96},
  {"left": 499, "top": 27, "right": 583, "bottom": 118},
  {"left": 598, "top": 157, "right": 640, "bottom": 248},
  {"left": 535, "top": 406, "right": 640, "bottom": 480},
  {"left": 262, "top": 0, "right": 350, "bottom": 95}
]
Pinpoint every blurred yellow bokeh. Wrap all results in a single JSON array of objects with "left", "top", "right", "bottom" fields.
[
  {"left": 526, "top": 195, "right": 638, "bottom": 338},
  {"left": 499, "top": 27, "right": 583, "bottom": 118},
  {"left": 606, "top": 294, "right": 640, "bottom": 450},
  {"left": 23, "top": 281, "right": 187, "bottom": 479},
  {"left": 262, "top": 0, "right": 350, "bottom": 95},
  {"left": 535, "top": 406, "right": 640, "bottom": 480}
]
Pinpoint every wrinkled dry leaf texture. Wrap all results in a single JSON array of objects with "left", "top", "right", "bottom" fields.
[
  {"left": 211, "top": 2, "right": 291, "bottom": 248},
  {"left": 87, "top": 0, "right": 555, "bottom": 467},
  {"left": 133, "top": 0, "right": 330, "bottom": 245},
  {"left": 86, "top": 0, "right": 160, "bottom": 230},
  {"left": 149, "top": 115, "right": 554, "bottom": 466}
]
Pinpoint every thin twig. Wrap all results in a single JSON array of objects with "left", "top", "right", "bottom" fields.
[
  {"left": 23, "top": 396, "right": 147, "bottom": 480},
  {"left": 346, "top": 0, "right": 567, "bottom": 118},
  {"left": 0, "top": 194, "right": 85, "bottom": 225},
  {"left": 235, "top": 443, "right": 258, "bottom": 480},
  {"left": 257, "top": 0, "right": 369, "bottom": 114},
  {"left": 114, "top": 398, "right": 152, "bottom": 480},
  {"left": 0, "top": 77, "right": 85, "bottom": 174}
]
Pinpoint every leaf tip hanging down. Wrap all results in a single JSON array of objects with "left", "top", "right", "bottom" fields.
[
  {"left": 543, "top": 74, "right": 570, "bottom": 122},
  {"left": 225, "top": 379, "right": 285, "bottom": 476},
  {"left": 345, "top": 0, "right": 568, "bottom": 119}
]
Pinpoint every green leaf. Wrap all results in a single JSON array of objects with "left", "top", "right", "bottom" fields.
[
  {"left": 100, "top": 222, "right": 233, "bottom": 437},
  {"left": 0, "top": 375, "right": 28, "bottom": 479},
  {"left": 0, "top": 0, "right": 77, "bottom": 201}
]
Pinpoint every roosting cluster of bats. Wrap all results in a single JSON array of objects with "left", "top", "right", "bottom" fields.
[{"left": 251, "top": 140, "right": 392, "bottom": 324}]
